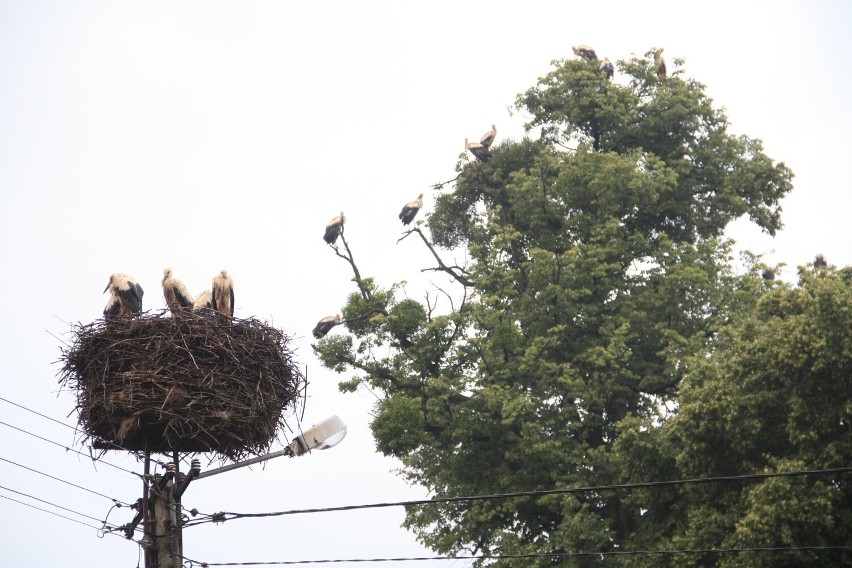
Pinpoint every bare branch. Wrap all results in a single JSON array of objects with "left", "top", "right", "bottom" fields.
[
  {"left": 433, "top": 174, "right": 461, "bottom": 190},
  {"left": 330, "top": 232, "right": 372, "bottom": 302},
  {"left": 399, "top": 227, "right": 475, "bottom": 287}
]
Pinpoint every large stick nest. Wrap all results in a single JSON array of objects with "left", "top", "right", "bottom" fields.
[{"left": 58, "top": 311, "right": 305, "bottom": 461}]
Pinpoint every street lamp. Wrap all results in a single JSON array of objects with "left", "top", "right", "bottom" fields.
[
  {"left": 197, "top": 415, "right": 347, "bottom": 479},
  {"left": 287, "top": 414, "right": 347, "bottom": 455}
]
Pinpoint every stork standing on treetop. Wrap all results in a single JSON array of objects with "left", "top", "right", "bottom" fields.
[
  {"left": 600, "top": 57, "right": 614, "bottom": 79},
  {"left": 212, "top": 269, "right": 235, "bottom": 318},
  {"left": 655, "top": 48, "right": 666, "bottom": 80},
  {"left": 399, "top": 193, "right": 424, "bottom": 225},
  {"left": 465, "top": 138, "right": 492, "bottom": 162},
  {"left": 572, "top": 45, "right": 597, "bottom": 60},
  {"left": 312, "top": 314, "right": 342, "bottom": 339},
  {"left": 162, "top": 268, "right": 194, "bottom": 314},
  {"left": 103, "top": 273, "right": 144, "bottom": 318},
  {"left": 480, "top": 124, "right": 497, "bottom": 149},
  {"left": 324, "top": 212, "right": 345, "bottom": 245}
]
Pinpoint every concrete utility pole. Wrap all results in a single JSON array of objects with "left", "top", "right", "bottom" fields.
[
  {"left": 150, "top": 467, "right": 179, "bottom": 568},
  {"left": 142, "top": 458, "right": 199, "bottom": 568},
  {"left": 133, "top": 416, "right": 346, "bottom": 567}
]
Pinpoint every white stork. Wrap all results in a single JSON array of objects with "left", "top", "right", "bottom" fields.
[
  {"left": 399, "top": 193, "right": 424, "bottom": 225},
  {"left": 103, "top": 292, "right": 122, "bottom": 319},
  {"left": 480, "top": 124, "right": 497, "bottom": 149},
  {"left": 600, "top": 57, "right": 614, "bottom": 80},
  {"left": 465, "top": 138, "right": 492, "bottom": 162},
  {"left": 324, "top": 212, "right": 345, "bottom": 245},
  {"left": 162, "top": 268, "right": 194, "bottom": 314},
  {"left": 212, "top": 269, "right": 235, "bottom": 318},
  {"left": 193, "top": 290, "right": 213, "bottom": 311},
  {"left": 103, "top": 273, "right": 144, "bottom": 318},
  {"left": 655, "top": 48, "right": 666, "bottom": 80},
  {"left": 572, "top": 45, "right": 597, "bottom": 60},
  {"left": 312, "top": 314, "right": 342, "bottom": 339}
]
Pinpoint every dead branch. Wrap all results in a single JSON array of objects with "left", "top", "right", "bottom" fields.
[
  {"left": 398, "top": 228, "right": 475, "bottom": 287},
  {"left": 332, "top": 232, "right": 372, "bottom": 302}
]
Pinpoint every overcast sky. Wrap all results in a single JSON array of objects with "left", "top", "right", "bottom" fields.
[{"left": 1, "top": 2, "right": 850, "bottom": 566}]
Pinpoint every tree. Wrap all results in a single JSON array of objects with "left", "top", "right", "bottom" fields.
[
  {"left": 615, "top": 266, "right": 852, "bottom": 568},
  {"left": 314, "top": 50, "right": 794, "bottom": 564}
]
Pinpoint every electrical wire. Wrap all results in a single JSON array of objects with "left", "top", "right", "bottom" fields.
[
  {"left": 0, "top": 419, "right": 142, "bottom": 477},
  {"left": 0, "top": 396, "right": 169, "bottom": 467},
  {"left": 183, "top": 466, "right": 852, "bottom": 527},
  {"left": 0, "top": 455, "right": 132, "bottom": 506},
  {"left": 0, "top": 483, "right": 120, "bottom": 527},
  {"left": 0, "top": 396, "right": 81, "bottom": 433},
  {"left": 5, "top": 488, "right": 847, "bottom": 568},
  {"left": 0, "top": 492, "right": 156, "bottom": 559},
  {"left": 178, "top": 545, "right": 852, "bottom": 566},
  {"left": 1, "top": 493, "right": 107, "bottom": 532}
]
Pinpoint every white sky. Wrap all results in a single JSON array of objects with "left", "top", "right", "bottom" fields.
[{"left": 1, "top": 2, "right": 850, "bottom": 566}]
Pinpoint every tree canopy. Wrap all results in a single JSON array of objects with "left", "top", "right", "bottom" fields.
[{"left": 311, "top": 50, "right": 849, "bottom": 566}]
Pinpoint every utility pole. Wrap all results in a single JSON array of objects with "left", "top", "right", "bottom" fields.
[
  {"left": 139, "top": 458, "right": 199, "bottom": 568},
  {"left": 126, "top": 416, "right": 346, "bottom": 567}
]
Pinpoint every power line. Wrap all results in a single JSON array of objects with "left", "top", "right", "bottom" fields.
[
  {"left": 0, "top": 455, "right": 132, "bottom": 507},
  {"left": 1, "top": 493, "right": 107, "bottom": 532},
  {"left": 183, "top": 545, "right": 852, "bottom": 566},
  {"left": 184, "top": 466, "right": 852, "bottom": 527},
  {"left": 0, "top": 396, "right": 81, "bottom": 433},
  {"left": 0, "top": 492, "right": 154, "bottom": 558},
  {"left": 0, "top": 396, "right": 169, "bottom": 466},
  {"left": 0, "top": 484, "right": 127, "bottom": 528},
  {"left": 0, "top": 420, "right": 142, "bottom": 478}
]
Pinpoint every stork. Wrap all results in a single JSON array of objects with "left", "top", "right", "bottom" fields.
[
  {"left": 480, "top": 124, "right": 497, "bottom": 149},
  {"left": 814, "top": 254, "right": 828, "bottom": 269},
  {"left": 654, "top": 48, "right": 666, "bottom": 80},
  {"left": 193, "top": 290, "right": 213, "bottom": 311},
  {"left": 103, "top": 292, "right": 122, "bottom": 319},
  {"left": 399, "top": 193, "right": 424, "bottom": 225},
  {"left": 324, "top": 212, "right": 345, "bottom": 245},
  {"left": 761, "top": 268, "right": 776, "bottom": 281},
  {"left": 212, "top": 269, "right": 235, "bottom": 318},
  {"left": 162, "top": 268, "right": 194, "bottom": 314},
  {"left": 312, "top": 314, "right": 342, "bottom": 339},
  {"left": 103, "top": 273, "right": 144, "bottom": 317},
  {"left": 572, "top": 45, "right": 597, "bottom": 60},
  {"left": 600, "top": 57, "right": 614, "bottom": 80},
  {"left": 465, "top": 138, "right": 492, "bottom": 162}
]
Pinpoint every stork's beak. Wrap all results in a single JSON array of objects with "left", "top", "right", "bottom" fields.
[{"left": 103, "top": 282, "right": 110, "bottom": 293}]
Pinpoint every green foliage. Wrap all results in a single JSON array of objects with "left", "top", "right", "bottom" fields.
[
  {"left": 655, "top": 269, "right": 852, "bottom": 566},
  {"left": 312, "top": 48, "right": 820, "bottom": 566}
]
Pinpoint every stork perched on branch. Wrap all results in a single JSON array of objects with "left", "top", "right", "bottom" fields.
[
  {"left": 465, "top": 138, "right": 492, "bottom": 162},
  {"left": 399, "top": 193, "right": 424, "bottom": 225},
  {"left": 324, "top": 212, "right": 345, "bottom": 245},
  {"left": 212, "top": 269, "right": 234, "bottom": 318},
  {"left": 162, "top": 268, "right": 193, "bottom": 314},
  {"left": 480, "top": 124, "right": 497, "bottom": 149},
  {"left": 654, "top": 48, "right": 666, "bottom": 80},
  {"left": 572, "top": 45, "right": 597, "bottom": 60},
  {"left": 103, "top": 273, "right": 144, "bottom": 318},
  {"left": 600, "top": 57, "right": 614, "bottom": 79},
  {"left": 312, "top": 314, "right": 342, "bottom": 339}
]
